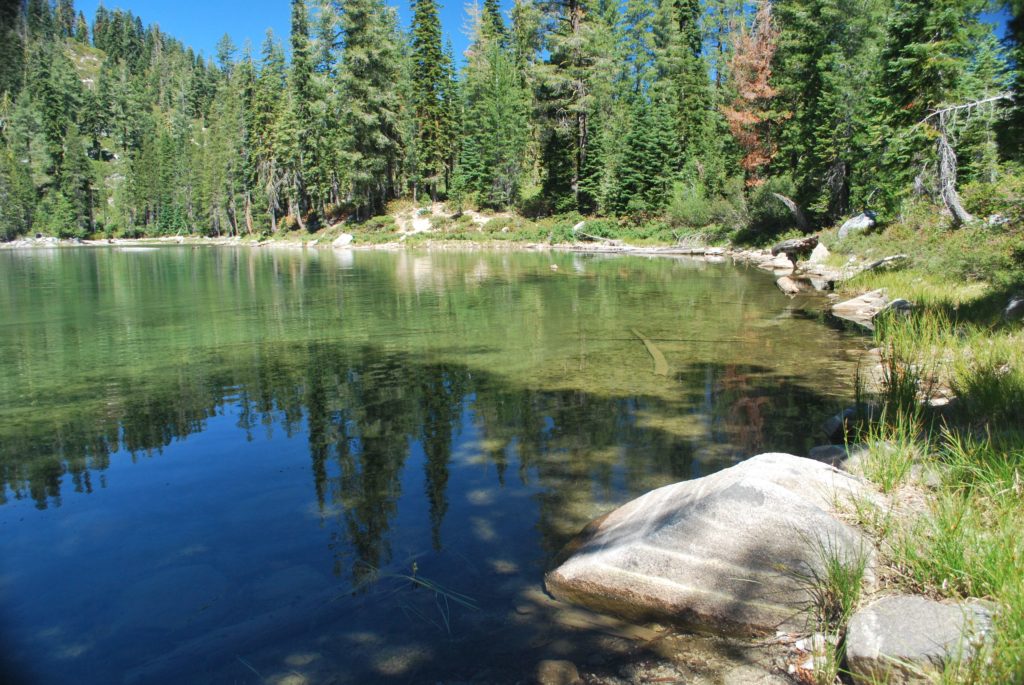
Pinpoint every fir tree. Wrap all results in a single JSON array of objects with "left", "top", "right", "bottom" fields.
[
  {"left": 409, "top": 0, "right": 452, "bottom": 199},
  {"left": 458, "top": 10, "right": 530, "bottom": 207},
  {"left": 335, "top": 0, "right": 404, "bottom": 217}
]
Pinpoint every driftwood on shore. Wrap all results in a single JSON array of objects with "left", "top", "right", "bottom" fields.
[{"left": 862, "top": 254, "right": 909, "bottom": 272}]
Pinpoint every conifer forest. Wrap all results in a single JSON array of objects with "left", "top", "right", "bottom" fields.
[{"left": 0, "top": 0, "right": 1021, "bottom": 242}]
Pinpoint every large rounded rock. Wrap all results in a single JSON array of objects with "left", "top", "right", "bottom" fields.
[
  {"left": 846, "top": 595, "right": 992, "bottom": 684},
  {"left": 838, "top": 212, "right": 877, "bottom": 240},
  {"left": 545, "top": 453, "right": 876, "bottom": 637}
]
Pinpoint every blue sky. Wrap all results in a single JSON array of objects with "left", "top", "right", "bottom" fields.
[
  {"left": 76, "top": 1, "right": 1012, "bottom": 67},
  {"left": 76, "top": 0, "right": 498, "bottom": 63}
]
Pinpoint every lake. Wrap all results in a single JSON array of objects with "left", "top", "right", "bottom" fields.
[{"left": 0, "top": 246, "right": 863, "bottom": 684}]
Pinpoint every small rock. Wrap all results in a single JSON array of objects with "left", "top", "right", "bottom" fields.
[
  {"left": 846, "top": 595, "right": 992, "bottom": 685},
  {"left": 332, "top": 233, "right": 354, "bottom": 248},
  {"left": 536, "top": 659, "right": 582, "bottom": 685},
  {"left": 758, "top": 253, "right": 794, "bottom": 273},
  {"left": 882, "top": 298, "right": 913, "bottom": 316},
  {"left": 807, "top": 242, "right": 830, "bottom": 265},
  {"left": 807, "top": 444, "right": 859, "bottom": 467},
  {"left": 821, "top": 406, "right": 878, "bottom": 443},
  {"left": 838, "top": 212, "right": 877, "bottom": 240},
  {"left": 832, "top": 289, "right": 889, "bottom": 329}
]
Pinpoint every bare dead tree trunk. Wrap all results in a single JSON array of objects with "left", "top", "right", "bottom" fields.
[
  {"left": 244, "top": 192, "right": 254, "bottom": 235},
  {"left": 772, "top": 193, "right": 809, "bottom": 232},
  {"left": 936, "top": 111, "right": 973, "bottom": 227},
  {"left": 916, "top": 93, "right": 1013, "bottom": 227}
]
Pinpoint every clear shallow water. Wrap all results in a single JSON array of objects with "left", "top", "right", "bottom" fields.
[{"left": 0, "top": 247, "right": 863, "bottom": 684}]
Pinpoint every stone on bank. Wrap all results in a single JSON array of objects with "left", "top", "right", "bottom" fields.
[
  {"left": 846, "top": 595, "right": 993, "bottom": 685},
  {"left": 545, "top": 453, "right": 877, "bottom": 637}
]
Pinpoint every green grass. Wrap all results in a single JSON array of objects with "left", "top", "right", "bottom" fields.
[
  {"left": 850, "top": 298, "right": 1023, "bottom": 683},
  {"left": 789, "top": 535, "right": 870, "bottom": 685},
  {"left": 829, "top": 195, "right": 1024, "bottom": 683}
]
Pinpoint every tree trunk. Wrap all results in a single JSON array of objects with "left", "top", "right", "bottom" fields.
[
  {"left": 244, "top": 192, "right": 254, "bottom": 235},
  {"left": 772, "top": 193, "right": 809, "bottom": 232},
  {"left": 937, "top": 112, "right": 973, "bottom": 226}
]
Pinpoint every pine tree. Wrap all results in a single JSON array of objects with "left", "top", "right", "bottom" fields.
[
  {"left": 458, "top": 11, "right": 531, "bottom": 207},
  {"left": 284, "top": 0, "right": 318, "bottom": 228},
  {"left": 657, "top": 0, "right": 714, "bottom": 173},
  {"left": 335, "top": 0, "right": 404, "bottom": 217},
  {"left": 483, "top": 0, "right": 507, "bottom": 42},
  {"left": 999, "top": 0, "right": 1024, "bottom": 159},
  {"left": 610, "top": 97, "right": 677, "bottom": 214},
  {"left": 57, "top": 0, "right": 75, "bottom": 38},
  {"left": 409, "top": 0, "right": 452, "bottom": 200},
  {"left": 871, "top": 0, "right": 990, "bottom": 215},
  {"left": 720, "top": 1, "right": 781, "bottom": 186},
  {"left": 536, "top": 0, "right": 600, "bottom": 212},
  {"left": 75, "top": 11, "right": 88, "bottom": 42},
  {"left": 59, "top": 124, "right": 94, "bottom": 234},
  {"left": 956, "top": 32, "right": 1010, "bottom": 186},
  {"left": 773, "top": 0, "right": 887, "bottom": 222},
  {"left": 253, "top": 32, "right": 287, "bottom": 232},
  {"left": 0, "top": 1, "right": 24, "bottom": 98}
]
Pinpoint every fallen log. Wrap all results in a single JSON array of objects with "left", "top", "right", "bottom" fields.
[
  {"left": 862, "top": 254, "right": 908, "bottom": 272},
  {"left": 631, "top": 328, "right": 669, "bottom": 376}
]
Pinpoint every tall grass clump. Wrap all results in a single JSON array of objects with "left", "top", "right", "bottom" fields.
[
  {"left": 855, "top": 407, "right": 924, "bottom": 493},
  {"left": 873, "top": 310, "right": 953, "bottom": 413},
  {"left": 789, "top": 536, "right": 869, "bottom": 685},
  {"left": 951, "top": 330, "right": 1024, "bottom": 426}
]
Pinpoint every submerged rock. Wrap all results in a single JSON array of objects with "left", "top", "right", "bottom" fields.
[
  {"left": 776, "top": 275, "right": 802, "bottom": 296},
  {"left": 846, "top": 595, "right": 992, "bottom": 684},
  {"left": 536, "top": 659, "right": 583, "bottom": 685},
  {"left": 545, "top": 453, "right": 876, "bottom": 637}
]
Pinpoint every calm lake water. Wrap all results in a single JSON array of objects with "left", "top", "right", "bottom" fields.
[{"left": 0, "top": 247, "right": 863, "bottom": 684}]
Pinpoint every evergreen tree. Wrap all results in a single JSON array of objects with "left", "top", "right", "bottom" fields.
[
  {"left": 483, "top": 0, "right": 507, "bottom": 42},
  {"left": 335, "top": 0, "right": 404, "bottom": 217},
  {"left": 284, "top": 0, "right": 317, "bottom": 228},
  {"left": 610, "top": 97, "right": 677, "bottom": 214},
  {"left": 409, "top": 0, "right": 452, "bottom": 199},
  {"left": 657, "top": 0, "right": 715, "bottom": 173},
  {"left": 0, "top": 1, "right": 24, "bottom": 98},
  {"left": 536, "top": 0, "right": 600, "bottom": 212},
  {"left": 457, "top": 10, "right": 531, "bottom": 207},
  {"left": 254, "top": 31, "right": 288, "bottom": 232},
  {"left": 773, "top": 0, "right": 887, "bottom": 222},
  {"left": 59, "top": 124, "right": 94, "bottom": 234},
  {"left": 57, "top": 0, "right": 75, "bottom": 38},
  {"left": 871, "top": 0, "right": 990, "bottom": 214}
]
